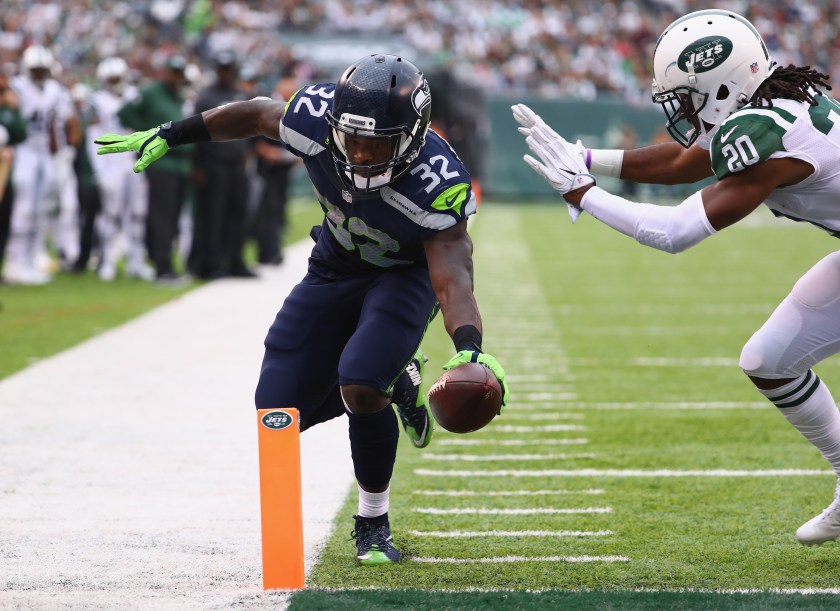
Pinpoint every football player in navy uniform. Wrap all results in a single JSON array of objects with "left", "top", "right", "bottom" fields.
[
  {"left": 514, "top": 10, "right": 840, "bottom": 546},
  {"left": 96, "top": 55, "right": 508, "bottom": 565}
]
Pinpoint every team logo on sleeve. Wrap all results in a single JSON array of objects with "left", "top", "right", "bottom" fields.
[
  {"left": 678, "top": 36, "right": 733, "bottom": 73},
  {"left": 412, "top": 79, "right": 431, "bottom": 116}
]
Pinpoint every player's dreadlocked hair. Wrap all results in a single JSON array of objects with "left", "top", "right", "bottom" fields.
[{"left": 750, "top": 64, "right": 832, "bottom": 108}]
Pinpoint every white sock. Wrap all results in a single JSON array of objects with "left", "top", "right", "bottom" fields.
[
  {"left": 357, "top": 483, "right": 390, "bottom": 519},
  {"left": 759, "top": 371, "right": 840, "bottom": 477}
]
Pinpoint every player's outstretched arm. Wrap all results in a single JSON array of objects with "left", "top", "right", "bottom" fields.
[
  {"left": 619, "top": 142, "right": 713, "bottom": 185},
  {"left": 530, "top": 133, "right": 812, "bottom": 254},
  {"left": 511, "top": 103, "right": 713, "bottom": 186},
  {"left": 424, "top": 223, "right": 509, "bottom": 405},
  {"left": 95, "top": 97, "right": 284, "bottom": 173}
]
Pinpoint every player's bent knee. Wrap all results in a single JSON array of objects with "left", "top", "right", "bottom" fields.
[
  {"left": 790, "top": 251, "right": 840, "bottom": 309},
  {"left": 341, "top": 384, "right": 390, "bottom": 415},
  {"left": 739, "top": 334, "right": 777, "bottom": 378}
]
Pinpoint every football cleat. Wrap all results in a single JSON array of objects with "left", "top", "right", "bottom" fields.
[
  {"left": 392, "top": 350, "right": 433, "bottom": 448},
  {"left": 796, "top": 482, "right": 840, "bottom": 546},
  {"left": 351, "top": 514, "right": 401, "bottom": 565}
]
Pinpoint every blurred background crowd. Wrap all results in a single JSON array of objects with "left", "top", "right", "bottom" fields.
[{"left": 0, "top": 0, "right": 837, "bottom": 284}]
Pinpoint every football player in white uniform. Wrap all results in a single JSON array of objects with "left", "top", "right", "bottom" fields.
[
  {"left": 5, "top": 45, "right": 65, "bottom": 284},
  {"left": 88, "top": 57, "right": 153, "bottom": 280},
  {"left": 514, "top": 9, "right": 840, "bottom": 546}
]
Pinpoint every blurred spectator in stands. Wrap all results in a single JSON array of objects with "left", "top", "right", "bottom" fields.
[
  {"left": 250, "top": 76, "right": 300, "bottom": 266},
  {"left": 3, "top": 1, "right": 840, "bottom": 107},
  {"left": 118, "top": 53, "right": 192, "bottom": 285},
  {"left": 0, "top": 66, "right": 27, "bottom": 283},
  {"left": 188, "top": 49, "right": 255, "bottom": 279}
]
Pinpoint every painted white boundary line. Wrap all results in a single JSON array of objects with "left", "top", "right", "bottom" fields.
[
  {"left": 415, "top": 468, "right": 833, "bottom": 477},
  {"left": 412, "top": 555, "right": 630, "bottom": 564},
  {"left": 414, "top": 507, "right": 613, "bottom": 515},
  {"left": 410, "top": 530, "right": 613, "bottom": 538},
  {"left": 414, "top": 489, "right": 605, "bottom": 496}
]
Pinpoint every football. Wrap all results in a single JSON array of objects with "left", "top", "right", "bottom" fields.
[{"left": 428, "top": 362, "right": 503, "bottom": 433}]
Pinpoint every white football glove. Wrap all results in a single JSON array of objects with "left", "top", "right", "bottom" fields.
[{"left": 511, "top": 104, "right": 594, "bottom": 223}]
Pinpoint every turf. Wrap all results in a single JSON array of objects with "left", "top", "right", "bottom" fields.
[{"left": 303, "top": 202, "right": 840, "bottom": 606}]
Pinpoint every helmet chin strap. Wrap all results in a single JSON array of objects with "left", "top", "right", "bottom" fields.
[
  {"left": 696, "top": 76, "right": 758, "bottom": 150},
  {"left": 695, "top": 124, "right": 719, "bottom": 150}
]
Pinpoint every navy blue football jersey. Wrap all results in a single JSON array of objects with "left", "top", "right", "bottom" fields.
[{"left": 278, "top": 83, "right": 477, "bottom": 275}]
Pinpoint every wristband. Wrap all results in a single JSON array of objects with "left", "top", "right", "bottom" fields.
[
  {"left": 453, "top": 325, "right": 482, "bottom": 352},
  {"left": 159, "top": 114, "right": 211, "bottom": 146},
  {"left": 586, "top": 149, "right": 624, "bottom": 178}
]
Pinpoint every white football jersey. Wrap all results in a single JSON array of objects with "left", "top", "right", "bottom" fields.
[
  {"left": 11, "top": 75, "right": 69, "bottom": 154},
  {"left": 88, "top": 87, "right": 138, "bottom": 175},
  {"left": 90, "top": 88, "right": 133, "bottom": 136},
  {"left": 710, "top": 94, "right": 840, "bottom": 237}
]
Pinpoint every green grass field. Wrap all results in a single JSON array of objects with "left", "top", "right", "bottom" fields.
[
  {"left": 4, "top": 200, "right": 840, "bottom": 609},
  {"left": 301, "top": 202, "right": 840, "bottom": 609}
]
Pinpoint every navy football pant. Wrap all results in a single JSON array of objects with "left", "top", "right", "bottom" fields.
[{"left": 255, "top": 264, "right": 437, "bottom": 487}]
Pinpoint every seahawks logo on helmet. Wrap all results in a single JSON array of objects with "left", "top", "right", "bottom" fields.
[
  {"left": 678, "top": 36, "right": 733, "bottom": 73},
  {"left": 411, "top": 79, "right": 431, "bottom": 116}
]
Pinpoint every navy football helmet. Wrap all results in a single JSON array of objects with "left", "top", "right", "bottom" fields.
[{"left": 327, "top": 54, "right": 432, "bottom": 193}]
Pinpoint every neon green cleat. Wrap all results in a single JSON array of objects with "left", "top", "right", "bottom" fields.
[
  {"left": 392, "top": 349, "right": 433, "bottom": 448},
  {"left": 351, "top": 514, "right": 401, "bottom": 565}
]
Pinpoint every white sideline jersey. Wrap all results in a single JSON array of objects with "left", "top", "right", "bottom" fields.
[
  {"left": 11, "top": 75, "right": 70, "bottom": 154},
  {"left": 89, "top": 87, "right": 137, "bottom": 173},
  {"left": 89, "top": 87, "right": 136, "bottom": 136},
  {"left": 710, "top": 94, "right": 840, "bottom": 237}
]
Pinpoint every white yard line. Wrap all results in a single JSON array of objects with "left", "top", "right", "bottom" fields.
[
  {"left": 506, "top": 374, "right": 552, "bottom": 382},
  {"left": 492, "top": 424, "right": 587, "bottom": 433},
  {"left": 564, "top": 326, "right": 741, "bottom": 336},
  {"left": 501, "top": 413, "right": 586, "bottom": 420},
  {"left": 410, "top": 530, "right": 613, "bottom": 538},
  {"left": 0, "top": 240, "right": 353, "bottom": 610},
  {"left": 632, "top": 357, "right": 740, "bottom": 366},
  {"left": 414, "top": 507, "right": 613, "bottom": 515},
  {"left": 513, "top": 393, "right": 582, "bottom": 402},
  {"left": 436, "top": 438, "right": 590, "bottom": 446},
  {"left": 420, "top": 453, "right": 596, "bottom": 461},
  {"left": 415, "top": 468, "right": 833, "bottom": 477},
  {"left": 505, "top": 383, "right": 576, "bottom": 391},
  {"left": 412, "top": 555, "right": 629, "bottom": 563},
  {"left": 533, "top": 402, "right": 769, "bottom": 410}
]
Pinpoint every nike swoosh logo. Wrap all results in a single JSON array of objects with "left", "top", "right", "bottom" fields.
[{"left": 720, "top": 125, "right": 738, "bottom": 143}]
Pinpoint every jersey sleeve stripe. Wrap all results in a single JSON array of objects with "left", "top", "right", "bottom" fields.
[{"left": 278, "top": 124, "right": 325, "bottom": 156}]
